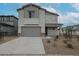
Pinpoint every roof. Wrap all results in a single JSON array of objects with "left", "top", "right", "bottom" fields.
[
  {"left": 0, "top": 23, "right": 14, "bottom": 27},
  {"left": 63, "top": 24, "right": 79, "bottom": 31},
  {"left": 17, "top": 3, "right": 59, "bottom": 16},
  {"left": 0, "top": 15, "right": 18, "bottom": 20},
  {"left": 46, "top": 23, "right": 63, "bottom": 27},
  {"left": 71, "top": 24, "right": 79, "bottom": 27},
  {"left": 64, "top": 24, "right": 79, "bottom": 28}
]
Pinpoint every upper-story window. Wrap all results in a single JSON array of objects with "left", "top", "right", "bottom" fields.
[
  {"left": 9, "top": 17, "right": 13, "bottom": 22},
  {"left": 28, "top": 11, "right": 35, "bottom": 18},
  {"left": 6, "top": 17, "right": 10, "bottom": 22},
  {"left": 1, "top": 17, "right": 4, "bottom": 22}
]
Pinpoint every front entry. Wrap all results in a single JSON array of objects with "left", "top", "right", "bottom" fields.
[
  {"left": 45, "top": 27, "right": 58, "bottom": 36},
  {"left": 45, "top": 27, "right": 48, "bottom": 36}
]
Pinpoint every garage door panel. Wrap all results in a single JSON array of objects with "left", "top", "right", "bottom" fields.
[
  {"left": 21, "top": 27, "right": 41, "bottom": 37},
  {"left": 47, "top": 29, "right": 58, "bottom": 36}
]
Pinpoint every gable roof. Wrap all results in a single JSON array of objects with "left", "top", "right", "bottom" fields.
[
  {"left": 65, "top": 24, "right": 79, "bottom": 28},
  {"left": 0, "top": 15, "right": 18, "bottom": 20},
  {"left": 17, "top": 3, "right": 59, "bottom": 16},
  {"left": 63, "top": 24, "right": 79, "bottom": 31},
  {"left": 0, "top": 23, "right": 14, "bottom": 27}
]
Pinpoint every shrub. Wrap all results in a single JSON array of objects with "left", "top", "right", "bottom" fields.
[
  {"left": 77, "top": 36, "right": 79, "bottom": 41},
  {"left": 63, "top": 40, "right": 67, "bottom": 44},
  {"left": 56, "top": 35, "right": 59, "bottom": 39},
  {"left": 0, "top": 33, "right": 3, "bottom": 39},
  {"left": 54, "top": 39, "right": 57, "bottom": 41},
  {"left": 54, "top": 35, "right": 59, "bottom": 41},
  {"left": 53, "top": 43, "right": 57, "bottom": 47},
  {"left": 66, "top": 43, "right": 74, "bottom": 49},
  {"left": 47, "top": 40, "right": 51, "bottom": 43}
]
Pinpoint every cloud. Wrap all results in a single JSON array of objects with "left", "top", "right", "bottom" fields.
[
  {"left": 20, "top": 3, "right": 79, "bottom": 26},
  {"left": 42, "top": 6, "right": 57, "bottom": 14},
  {"left": 58, "top": 12, "right": 79, "bottom": 26},
  {"left": 58, "top": 4, "right": 79, "bottom": 26},
  {"left": 71, "top": 3, "right": 79, "bottom": 11},
  {"left": 20, "top": 3, "right": 57, "bottom": 14}
]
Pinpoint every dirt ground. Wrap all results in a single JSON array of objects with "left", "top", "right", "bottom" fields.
[
  {"left": 42, "top": 36, "right": 79, "bottom": 56},
  {"left": 0, "top": 36, "right": 18, "bottom": 44}
]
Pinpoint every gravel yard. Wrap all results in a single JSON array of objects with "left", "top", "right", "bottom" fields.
[
  {"left": 42, "top": 36, "right": 79, "bottom": 55},
  {"left": 0, "top": 36, "right": 18, "bottom": 44}
]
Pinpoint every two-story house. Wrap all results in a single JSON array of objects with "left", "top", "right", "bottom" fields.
[
  {"left": 0, "top": 15, "right": 18, "bottom": 36},
  {"left": 17, "top": 3, "right": 62, "bottom": 37}
]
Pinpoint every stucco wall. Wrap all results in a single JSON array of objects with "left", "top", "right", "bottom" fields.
[
  {"left": 23, "top": 18, "right": 40, "bottom": 25},
  {"left": 18, "top": 10, "right": 24, "bottom": 33},
  {"left": 18, "top": 6, "right": 40, "bottom": 33},
  {"left": 39, "top": 9, "right": 45, "bottom": 33},
  {"left": 24, "top": 6, "right": 39, "bottom": 18},
  {"left": 45, "top": 12, "right": 58, "bottom": 24},
  {"left": 18, "top": 6, "right": 45, "bottom": 33}
]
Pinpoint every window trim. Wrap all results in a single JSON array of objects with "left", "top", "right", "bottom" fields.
[{"left": 28, "top": 10, "right": 35, "bottom": 18}]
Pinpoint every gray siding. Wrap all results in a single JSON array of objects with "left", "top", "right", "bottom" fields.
[{"left": 0, "top": 16, "right": 18, "bottom": 36}]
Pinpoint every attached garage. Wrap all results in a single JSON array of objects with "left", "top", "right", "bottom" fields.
[
  {"left": 47, "top": 29, "right": 57, "bottom": 36},
  {"left": 21, "top": 26, "right": 41, "bottom": 37},
  {"left": 45, "top": 27, "right": 58, "bottom": 36}
]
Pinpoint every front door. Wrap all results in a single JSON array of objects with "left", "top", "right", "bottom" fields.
[{"left": 45, "top": 27, "right": 48, "bottom": 36}]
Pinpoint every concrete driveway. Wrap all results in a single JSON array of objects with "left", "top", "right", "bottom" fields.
[{"left": 0, "top": 37, "right": 45, "bottom": 55}]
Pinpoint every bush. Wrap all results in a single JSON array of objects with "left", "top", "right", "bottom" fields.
[
  {"left": 66, "top": 43, "right": 74, "bottom": 49},
  {"left": 56, "top": 35, "right": 59, "bottom": 39},
  {"left": 0, "top": 33, "right": 2, "bottom": 39},
  {"left": 54, "top": 39, "right": 57, "bottom": 41},
  {"left": 54, "top": 35, "right": 59, "bottom": 41},
  {"left": 47, "top": 40, "right": 51, "bottom": 43},
  {"left": 77, "top": 36, "right": 79, "bottom": 41},
  {"left": 53, "top": 43, "right": 57, "bottom": 47},
  {"left": 63, "top": 40, "right": 67, "bottom": 44}
]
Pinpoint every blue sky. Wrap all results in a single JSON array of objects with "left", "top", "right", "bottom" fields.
[{"left": 0, "top": 3, "right": 79, "bottom": 26}]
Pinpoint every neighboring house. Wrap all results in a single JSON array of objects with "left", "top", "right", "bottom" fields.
[
  {"left": 62, "top": 24, "right": 79, "bottom": 37},
  {"left": 0, "top": 15, "right": 18, "bottom": 36},
  {"left": 17, "top": 3, "right": 62, "bottom": 37}
]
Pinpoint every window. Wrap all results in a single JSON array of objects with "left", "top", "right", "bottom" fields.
[
  {"left": 6, "top": 17, "right": 10, "bottom": 22},
  {"left": 0, "top": 17, "right": 1, "bottom": 22},
  {"left": 9, "top": 17, "right": 13, "bottom": 22},
  {"left": 28, "top": 11, "right": 35, "bottom": 18},
  {"left": 1, "top": 17, "right": 4, "bottom": 22},
  {"left": 4, "top": 17, "right": 7, "bottom": 22}
]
